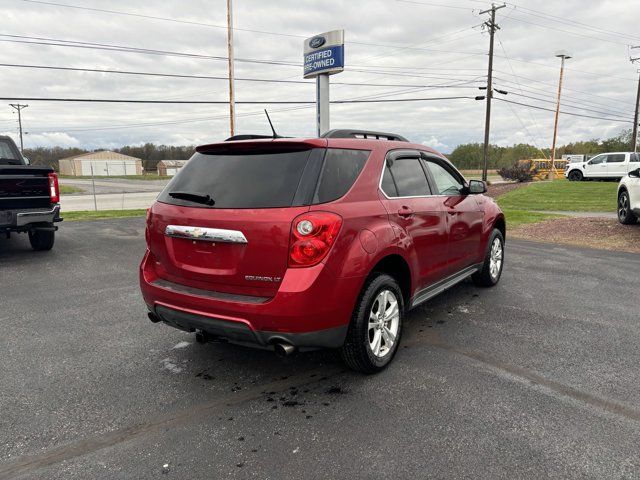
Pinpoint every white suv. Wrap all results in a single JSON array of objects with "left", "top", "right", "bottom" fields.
[
  {"left": 618, "top": 167, "right": 640, "bottom": 224},
  {"left": 566, "top": 152, "right": 640, "bottom": 181}
]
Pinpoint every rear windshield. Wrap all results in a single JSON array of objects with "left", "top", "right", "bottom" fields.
[
  {"left": 157, "top": 147, "right": 370, "bottom": 209},
  {"left": 158, "top": 150, "right": 313, "bottom": 209}
]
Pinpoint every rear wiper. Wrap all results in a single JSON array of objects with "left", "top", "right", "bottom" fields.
[{"left": 168, "top": 191, "right": 215, "bottom": 206}]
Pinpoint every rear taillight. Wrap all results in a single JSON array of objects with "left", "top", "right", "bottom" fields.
[
  {"left": 288, "top": 212, "right": 342, "bottom": 268},
  {"left": 48, "top": 172, "right": 59, "bottom": 203}
]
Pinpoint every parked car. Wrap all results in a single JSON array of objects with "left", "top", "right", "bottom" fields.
[
  {"left": 0, "top": 135, "right": 61, "bottom": 250},
  {"left": 618, "top": 167, "right": 640, "bottom": 225},
  {"left": 140, "top": 129, "right": 505, "bottom": 373},
  {"left": 565, "top": 152, "right": 640, "bottom": 181}
]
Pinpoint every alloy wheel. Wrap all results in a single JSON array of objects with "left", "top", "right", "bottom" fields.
[
  {"left": 619, "top": 192, "right": 629, "bottom": 221},
  {"left": 489, "top": 237, "right": 503, "bottom": 280},
  {"left": 368, "top": 289, "right": 400, "bottom": 358}
]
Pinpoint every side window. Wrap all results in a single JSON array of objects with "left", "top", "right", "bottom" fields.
[
  {"left": 607, "top": 154, "right": 625, "bottom": 163},
  {"left": 631, "top": 153, "right": 640, "bottom": 163},
  {"left": 424, "top": 160, "right": 464, "bottom": 196},
  {"left": 589, "top": 155, "right": 605, "bottom": 165},
  {"left": 313, "top": 149, "right": 370, "bottom": 204},
  {"left": 381, "top": 165, "right": 398, "bottom": 197},
  {"left": 383, "top": 157, "right": 431, "bottom": 197}
]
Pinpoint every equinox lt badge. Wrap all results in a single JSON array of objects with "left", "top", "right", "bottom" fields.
[{"left": 245, "top": 275, "right": 282, "bottom": 283}]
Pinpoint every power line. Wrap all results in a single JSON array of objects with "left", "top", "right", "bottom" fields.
[
  {"left": 15, "top": 0, "right": 485, "bottom": 54},
  {"left": 492, "top": 71, "right": 632, "bottom": 106},
  {"left": 506, "top": 91, "right": 632, "bottom": 121},
  {"left": 495, "top": 97, "right": 634, "bottom": 124},
  {"left": 503, "top": 13, "right": 633, "bottom": 47},
  {"left": 0, "top": 96, "right": 476, "bottom": 104},
  {"left": 0, "top": 62, "right": 484, "bottom": 89},
  {"left": 503, "top": 2, "right": 640, "bottom": 43},
  {"left": 493, "top": 77, "right": 634, "bottom": 113}
]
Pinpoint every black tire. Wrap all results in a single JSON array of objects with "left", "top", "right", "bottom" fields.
[
  {"left": 340, "top": 273, "right": 404, "bottom": 374},
  {"left": 568, "top": 170, "right": 583, "bottom": 181},
  {"left": 29, "top": 229, "right": 55, "bottom": 251},
  {"left": 618, "top": 190, "right": 637, "bottom": 225},
  {"left": 472, "top": 229, "right": 504, "bottom": 287}
]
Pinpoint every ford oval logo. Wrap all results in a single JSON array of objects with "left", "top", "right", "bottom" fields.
[{"left": 309, "top": 36, "right": 326, "bottom": 49}]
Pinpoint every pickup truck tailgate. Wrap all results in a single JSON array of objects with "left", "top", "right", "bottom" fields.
[{"left": 0, "top": 166, "right": 52, "bottom": 210}]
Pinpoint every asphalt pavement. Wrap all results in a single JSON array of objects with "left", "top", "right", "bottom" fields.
[{"left": 1, "top": 218, "right": 639, "bottom": 479}]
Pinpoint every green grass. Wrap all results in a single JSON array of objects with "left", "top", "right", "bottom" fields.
[
  {"left": 59, "top": 185, "right": 84, "bottom": 194},
  {"left": 502, "top": 209, "right": 564, "bottom": 229},
  {"left": 497, "top": 179, "right": 618, "bottom": 212},
  {"left": 63, "top": 209, "right": 147, "bottom": 222},
  {"left": 59, "top": 174, "right": 171, "bottom": 181}
]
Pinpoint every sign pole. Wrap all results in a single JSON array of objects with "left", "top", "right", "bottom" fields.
[
  {"left": 303, "top": 30, "right": 344, "bottom": 137},
  {"left": 317, "top": 74, "right": 330, "bottom": 136}
]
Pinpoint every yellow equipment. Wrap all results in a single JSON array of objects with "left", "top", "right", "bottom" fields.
[{"left": 519, "top": 158, "right": 567, "bottom": 181}]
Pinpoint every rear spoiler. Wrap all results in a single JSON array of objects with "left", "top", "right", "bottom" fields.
[{"left": 196, "top": 138, "right": 327, "bottom": 155}]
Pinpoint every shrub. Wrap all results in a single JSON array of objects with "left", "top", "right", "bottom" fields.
[{"left": 497, "top": 161, "right": 537, "bottom": 182}]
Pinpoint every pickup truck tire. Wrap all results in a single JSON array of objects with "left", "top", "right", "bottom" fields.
[
  {"left": 568, "top": 170, "right": 583, "bottom": 181},
  {"left": 341, "top": 273, "right": 404, "bottom": 374},
  {"left": 618, "top": 190, "right": 637, "bottom": 225},
  {"left": 472, "top": 229, "right": 504, "bottom": 287},
  {"left": 29, "top": 228, "right": 55, "bottom": 251}
]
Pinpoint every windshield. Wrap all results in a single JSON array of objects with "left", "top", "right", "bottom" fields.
[{"left": 0, "top": 139, "right": 23, "bottom": 165}]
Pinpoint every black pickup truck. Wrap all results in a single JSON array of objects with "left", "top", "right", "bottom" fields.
[{"left": 0, "top": 135, "right": 62, "bottom": 250}]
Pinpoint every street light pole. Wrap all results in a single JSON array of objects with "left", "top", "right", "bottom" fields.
[
  {"left": 549, "top": 52, "right": 571, "bottom": 181},
  {"left": 226, "top": 0, "right": 236, "bottom": 137}
]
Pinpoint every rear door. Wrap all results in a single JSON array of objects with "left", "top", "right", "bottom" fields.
[
  {"left": 422, "top": 156, "right": 483, "bottom": 275},
  {"left": 605, "top": 153, "right": 627, "bottom": 178},
  {"left": 148, "top": 145, "right": 325, "bottom": 297},
  {"left": 378, "top": 151, "right": 448, "bottom": 289}
]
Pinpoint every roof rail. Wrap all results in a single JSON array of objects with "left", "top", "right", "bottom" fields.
[{"left": 321, "top": 129, "right": 409, "bottom": 142}]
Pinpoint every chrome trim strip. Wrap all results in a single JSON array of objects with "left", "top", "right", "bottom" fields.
[{"left": 165, "top": 225, "right": 248, "bottom": 243}]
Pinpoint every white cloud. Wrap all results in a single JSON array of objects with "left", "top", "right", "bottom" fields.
[
  {"left": 24, "top": 132, "right": 81, "bottom": 148},
  {"left": 422, "top": 136, "right": 450, "bottom": 152}
]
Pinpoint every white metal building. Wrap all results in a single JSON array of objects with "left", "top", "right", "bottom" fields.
[
  {"left": 58, "top": 151, "right": 143, "bottom": 176},
  {"left": 157, "top": 159, "right": 189, "bottom": 176}
]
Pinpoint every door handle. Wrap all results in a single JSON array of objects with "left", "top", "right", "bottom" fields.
[
  {"left": 398, "top": 206, "right": 414, "bottom": 218},
  {"left": 447, "top": 210, "right": 458, "bottom": 216}
]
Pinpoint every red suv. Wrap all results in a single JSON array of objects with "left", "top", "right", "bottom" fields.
[{"left": 140, "top": 130, "right": 505, "bottom": 373}]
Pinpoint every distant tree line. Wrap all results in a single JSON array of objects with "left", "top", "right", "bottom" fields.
[
  {"left": 22, "top": 129, "right": 633, "bottom": 172},
  {"left": 448, "top": 129, "right": 632, "bottom": 170},
  {"left": 23, "top": 143, "right": 195, "bottom": 172}
]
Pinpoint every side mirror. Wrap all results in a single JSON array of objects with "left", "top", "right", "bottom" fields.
[
  {"left": 630, "top": 168, "right": 640, "bottom": 178},
  {"left": 468, "top": 179, "right": 487, "bottom": 194},
  {"left": 23, "top": 156, "right": 30, "bottom": 165}
]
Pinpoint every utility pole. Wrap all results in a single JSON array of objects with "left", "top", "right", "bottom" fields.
[
  {"left": 226, "top": 0, "right": 236, "bottom": 137},
  {"left": 9, "top": 103, "right": 28, "bottom": 153},
  {"left": 630, "top": 46, "right": 640, "bottom": 153},
  {"left": 480, "top": 3, "right": 505, "bottom": 182},
  {"left": 549, "top": 51, "right": 571, "bottom": 181}
]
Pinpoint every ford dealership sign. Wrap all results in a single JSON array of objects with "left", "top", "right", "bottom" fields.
[{"left": 303, "top": 30, "right": 344, "bottom": 78}]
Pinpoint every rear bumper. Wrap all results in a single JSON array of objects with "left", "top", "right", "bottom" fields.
[
  {"left": 139, "top": 250, "right": 363, "bottom": 349},
  {"left": 151, "top": 304, "right": 348, "bottom": 349},
  {"left": 0, "top": 205, "right": 61, "bottom": 231}
]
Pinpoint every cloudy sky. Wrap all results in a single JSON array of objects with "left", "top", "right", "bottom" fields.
[{"left": 1, "top": 0, "right": 639, "bottom": 156}]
